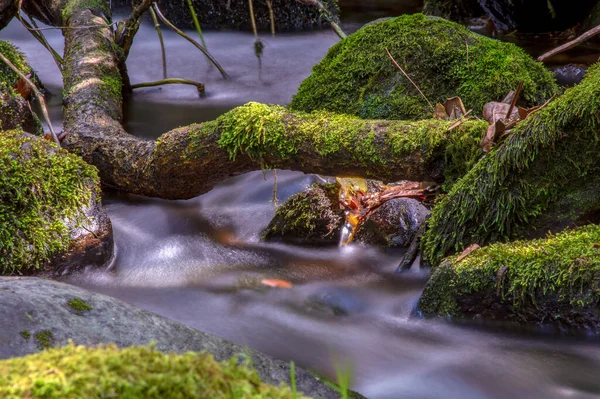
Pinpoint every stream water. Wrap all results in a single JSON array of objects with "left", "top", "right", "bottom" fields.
[{"left": 3, "top": 10, "right": 600, "bottom": 399}]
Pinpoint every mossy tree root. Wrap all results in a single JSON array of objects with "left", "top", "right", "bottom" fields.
[{"left": 28, "top": 0, "right": 488, "bottom": 200}]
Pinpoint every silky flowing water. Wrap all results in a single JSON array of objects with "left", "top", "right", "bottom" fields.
[{"left": 3, "top": 12, "right": 600, "bottom": 399}]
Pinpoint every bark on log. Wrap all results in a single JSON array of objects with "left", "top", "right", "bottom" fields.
[{"left": 30, "top": 0, "right": 487, "bottom": 200}]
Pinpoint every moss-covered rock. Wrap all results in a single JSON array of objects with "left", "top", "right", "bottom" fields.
[
  {"left": 0, "top": 344, "right": 307, "bottom": 399},
  {"left": 419, "top": 225, "right": 600, "bottom": 331},
  {"left": 422, "top": 63, "right": 600, "bottom": 266},
  {"left": 0, "top": 277, "right": 352, "bottom": 399},
  {"left": 0, "top": 41, "right": 32, "bottom": 89},
  {"left": 0, "top": 41, "right": 43, "bottom": 134},
  {"left": 0, "top": 130, "right": 112, "bottom": 275},
  {"left": 263, "top": 183, "right": 343, "bottom": 245},
  {"left": 291, "top": 14, "right": 558, "bottom": 121}
]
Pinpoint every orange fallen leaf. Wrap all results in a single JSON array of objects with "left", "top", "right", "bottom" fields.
[
  {"left": 456, "top": 243, "right": 481, "bottom": 263},
  {"left": 594, "top": 243, "right": 600, "bottom": 248},
  {"left": 261, "top": 279, "right": 293, "bottom": 288},
  {"left": 14, "top": 74, "right": 32, "bottom": 99}
]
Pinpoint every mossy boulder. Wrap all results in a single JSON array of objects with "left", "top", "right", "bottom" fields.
[
  {"left": 0, "top": 344, "right": 307, "bottom": 399},
  {"left": 0, "top": 277, "right": 355, "bottom": 399},
  {"left": 0, "top": 41, "right": 43, "bottom": 134},
  {"left": 422, "top": 63, "right": 600, "bottom": 266},
  {"left": 291, "top": 14, "right": 558, "bottom": 121},
  {"left": 263, "top": 183, "right": 343, "bottom": 245},
  {"left": 419, "top": 225, "right": 600, "bottom": 332},
  {"left": 0, "top": 130, "right": 113, "bottom": 276}
]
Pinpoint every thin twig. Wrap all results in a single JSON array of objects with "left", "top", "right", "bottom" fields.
[
  {"left": 149, "top": 7, "right": 167, "bottom": 79},
  {"left": 385, "top": 48, "right": 434, "bottom": 112},
  {"left": 131, "top": 78, "right": 205, "bottom": 94},
  {"left": 153, "top": 3, "right": 229, "bottom": 79},
  {"left": 16, "top": 0, "right": 63, "bottom": 71},
  {"left": 0, "top": 52, "right": 59, "bottom": 146},
  {"left": 186, "top": 0, "right": 208, "bottom": 50},
  {"left": 272, "top": 169, "right": 279, "bottom": 205},
  {"left": 115, "top": 0, "right": 153, "bottom": 58},
  {"left": 505, "top": 81, "right": 523, "bottom": 119},
  {"left": 265, "top": 0, "right": 276, "bottom": 36},
  {"left": 537, "top": 24, "right": 600, "bottom": 62},
  {"left": 295, "top": 0, "right": 346, "bottom": 39}
]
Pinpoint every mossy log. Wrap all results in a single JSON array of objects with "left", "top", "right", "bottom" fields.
[
  {"left": 419, "top": 225, "right": 600, "bottom": 331},
  {"left": 423, "top": 64, "right": 600, "bottom": 266},
  {"left": 25, "top": 1, "right": 489, "bottom": 200}
]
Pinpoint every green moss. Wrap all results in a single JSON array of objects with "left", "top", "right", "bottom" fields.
[
  {"left": 67, "top": 298, "right": 93, "bottom": 312},
  {"left": 291, "top": 14, "right": 557, "bottom": 120},
  {"left": 217, "top": 102, "right": 291, "bottom": 161},
  {"left": 262, "top": 183, "right": 342, "bottom": 243},
  {"left": 423, "top": 63, "right": 600, "bottom": 265},
  {"left": 62, "top": 0, "right": 111, "bottom": 24},
  {"left": 20, "top": 330, "right": 31, "bottom": 340},
  {"left": 0, "top": 130, "right": 100, "bottom": 274},
  {"left": 0, "top": 41, "right": 32, "bottom": 89},
  {"left": 212, "top": 102, "right": 486, "bottom": 186},
  {"left": 0, "top": 344, "right": 307, "bottom": 399},
  {"left": 34, "top": 330, "right": 55, "bottom": 350},
  {"left": 419, "top": 225, "right": 600, "bottom": 325}
]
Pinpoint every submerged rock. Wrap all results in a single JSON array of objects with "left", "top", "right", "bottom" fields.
[
  {"left": 263, "top": 182, "right": 429, "bottom": 248},
  {"left": 553, "top": 64, "right": 587, "bottom": 88},
  {"left": 0, "top": 130, "right": 113, "bottom": 276},
  {"left": 0, "top": 277, "right": 360, "bottom": 399},
  {"left": 113, "top": 0, "right": 338, "bottom": 32},
  {"left": 419, "top": 225, "right": 600, "bottom": 332},
  {"left": 291, "top": 14, "right": 558, "bottom": 121},
  {"left": 478, "top": 0, "right": 598, "bottom": 32},
  {"left": 357, "top": 197, "right": 430, "bottom": 247}
]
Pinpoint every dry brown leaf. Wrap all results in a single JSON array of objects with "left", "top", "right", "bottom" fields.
[
  {"left": 14, "top": 74, "right": 32, "bottom": 99},
  {"left": 445, "top": 97, "right": 467, "bottom": 119},
  {"left": 433, "top": 103, "right": 448, "bottom": 120},
  {"left": 483, "top": 102, "right": 519, "bottom": 124},
  {"left": 261, "top": 279, "right": 293, "bottom": 288},
  {"left": 447, "top": 109, "right": 473, "bottom": 131},
  {"left": 594, "top": 243, "right": 600, "bottom": 248},
  {"left": 456, "top": 243, "right": 481, "bottom": 263}
]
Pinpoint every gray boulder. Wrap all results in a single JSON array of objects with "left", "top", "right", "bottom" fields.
[{"left": 0, "top": 277, "right": 365, "bottom": 399}]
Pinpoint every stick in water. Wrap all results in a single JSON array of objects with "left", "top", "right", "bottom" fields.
[
  {"left": 149, "top": 7, "right": 167, "bottom": 79},
  {"left": 537, "top": 24, "right": 600, "bottom": 62}
]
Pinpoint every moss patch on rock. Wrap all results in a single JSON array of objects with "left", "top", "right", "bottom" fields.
[
  {"left": 0, "top": 130, "right": 100, "bottom": 274},
  {"left": 0, "top": 344, "right": 307, "bottom": 399},
  {"left": 67, "top": 297, "right": 93, "bottom": 312},
  {"left": 263, "top": 183, "right": 343, "bottom": 244},
  {"left": 0, "top": 41, "right": 32, "bottom": 88},
  {"left": 422, "top": 63, "right": 600, "bottom": 265},
  {"left": 419, "top": 225, "right": 600, "bottom": 330},
  {"left": 291, "top": 14, "right": 557, "bottom": 121}
]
